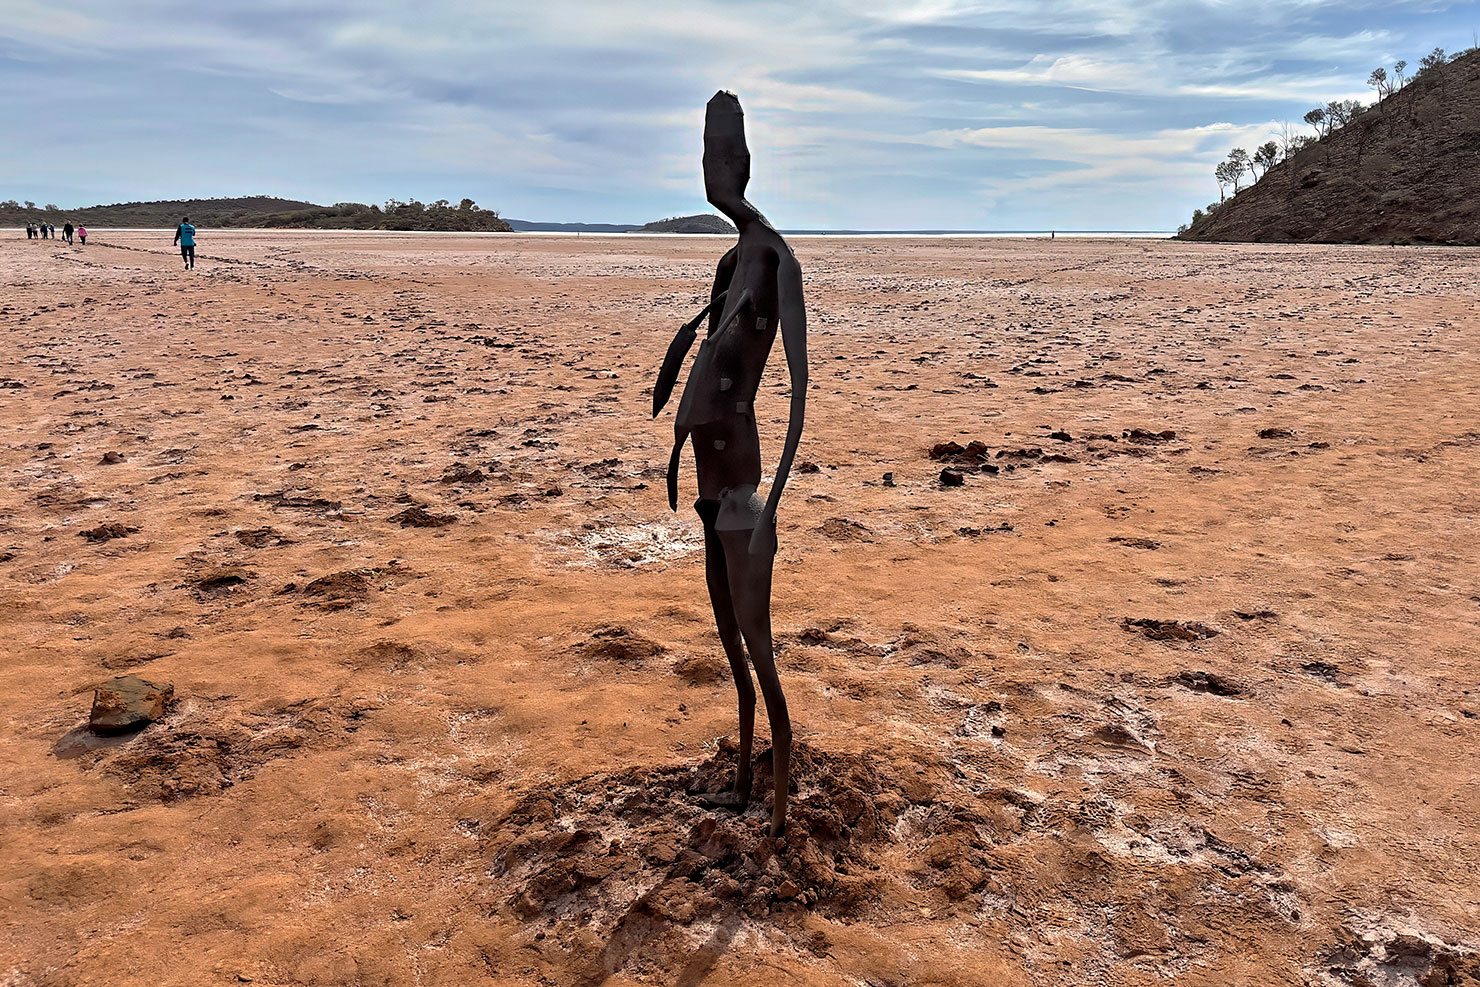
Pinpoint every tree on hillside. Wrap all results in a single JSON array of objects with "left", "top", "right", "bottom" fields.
[
  {"left": 1214, "top": 160, "right": 1238, "bottom": 201},
  {"left": 1393, "top": 60, "right": 1408, "bottom": 89},
  {"left": 1419, "top": 48, "right": 1448, "bottom": 73},
  {"left": 1277, "top": 121, "right": 1299, "bottom": 156},
  {"left": 1227, "top": 148, "right": 1252, "bottom": 190},
  {"left": 1367, "top": 66, "right": 1391, "bottom": 100},
  {"left": 1253, "top": 141, "right": 1279, "bottom": 177},
  {"left": 1336, "top": 99, "right": 1364, "bottom": 127},
  {"left": 458, "top": 198, "right": 476, "bottom": 211},
  {"left": 23, "top": 200, "right": 35, "bottom": 209},
  {"left": 1323, "top": 99, "right": 1361, "bottom": 130},
  {"left": 1303, "top": 107, "right": 1326, "bottom": 138}
]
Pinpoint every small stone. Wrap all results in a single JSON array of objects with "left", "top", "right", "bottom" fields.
[
  {"left": 882, "top": 472, "right": 895, "bottom": 487},
  {"left": 89, "top": 675, "right": 174, "bottom": 735},
  {"left": 390, "top": 505, "right": 456, "bottom": 528},
  {"left": 79, "top": 522, "right": 139, "bottom": 543},
  {"left": 1124, "top": 428, "right": 1176, "bottom": 444},
  {"left": 440, "top": 465, "right": 486, "bottom": 484},
  {"left": 939, "top": 468, "right": 965, "bottom": 487},
  {"left": 776, "top": 879, "right": 801, "bottom": 899}
]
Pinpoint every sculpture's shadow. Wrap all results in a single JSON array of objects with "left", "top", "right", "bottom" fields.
[{"left": 581, "top": 891, "right": 745, "bottom": 987}]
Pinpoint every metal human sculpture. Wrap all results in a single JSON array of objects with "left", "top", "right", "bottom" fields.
[{"left": 652, "top": 91, "right": 808, "bottom": 838}]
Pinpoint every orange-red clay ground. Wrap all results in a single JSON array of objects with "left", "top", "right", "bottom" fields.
[{"left": 2, "top": 231, "right": 1478, "bottom": 986}]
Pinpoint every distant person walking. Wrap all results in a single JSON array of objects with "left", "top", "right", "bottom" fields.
[
  {"left": 25, "top": 223, "right": 34, "bottom": 239},
  {"left": 173, "top": 216, "right": 196, "bottom": 270},
  {"left": 77, "top": 225, "right": 87, "bottom": 246},
  {"left": 63, "top": 222, "right": 73, "bottom": 245}
]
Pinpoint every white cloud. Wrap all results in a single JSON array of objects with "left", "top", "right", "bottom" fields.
[
  {"left": 926, "top": 120, "right": 1290, "bottom": 204},
  {"left": 937, "top": 53, "right": 1371, "bottom": 103}
]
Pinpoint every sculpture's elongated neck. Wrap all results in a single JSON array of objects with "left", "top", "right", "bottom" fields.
[{"left": 708, "top": 191, "right": 762, "bottom": 230}]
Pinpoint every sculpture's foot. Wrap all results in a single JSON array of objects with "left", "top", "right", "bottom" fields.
[{"left": 693, "top": 787, "right": 750, "bottom": 810}]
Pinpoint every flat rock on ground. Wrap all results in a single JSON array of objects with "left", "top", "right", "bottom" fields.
[{"left": 88, "top": 675, "right": 174, "bottom": 735}]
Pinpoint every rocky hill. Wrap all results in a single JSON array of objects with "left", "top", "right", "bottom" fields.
[
  {"left": 635, "top": 213, "right": 736, "bottom": 234},
  {"left": 0, "top": 196, "right": 512, "bottom": 232},
  {"left": 505, "top": 219, "right": 640, "bottom": 232},
  {"left": 1180, "top": 48, "right": 1480, "bottom": 244}
]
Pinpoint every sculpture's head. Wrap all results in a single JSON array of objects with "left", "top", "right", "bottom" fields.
[{"left": 703, "top": 91, "right": 751, "bottom": 218}]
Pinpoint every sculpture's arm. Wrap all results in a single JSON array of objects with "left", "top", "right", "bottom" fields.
[
  {"left": 652, "top": 289, "right": 726, "bottom": 417},
  {"left": 750, "top": 252, "right": 807, "bottom": 555},
  {"left": 652, "top": 248, "right": 737, "bottom": 418}
]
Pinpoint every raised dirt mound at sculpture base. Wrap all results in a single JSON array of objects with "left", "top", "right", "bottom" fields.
[{"left": 484, "top": 741, "right": 1003, "bottom": 982}]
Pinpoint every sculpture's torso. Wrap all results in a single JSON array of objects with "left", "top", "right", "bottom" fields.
[
  {"left": 676, "top": 230, "right": 784, "bottom": 432},
  {"left": 673, "top": 226, "right": 791, "bottom": 506}
]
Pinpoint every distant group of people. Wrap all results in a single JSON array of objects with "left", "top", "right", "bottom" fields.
[
  {"left": 21, "top": 214, "right": 196, "bottom": 268},
  {"left": 25, "top": 221, "right": 86, "bottom": 245}
]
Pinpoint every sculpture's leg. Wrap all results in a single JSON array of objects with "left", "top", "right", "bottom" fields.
[
  {"left": 719, "top": 526, "right": 789, "bottom": 839},
  {"left": 693, "top": 500, "right": 754, "bottom": 809}
]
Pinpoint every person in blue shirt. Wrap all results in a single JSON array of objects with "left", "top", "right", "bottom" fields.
[{"left": 172, "top": 216, "right": 196, "bottom": 270}]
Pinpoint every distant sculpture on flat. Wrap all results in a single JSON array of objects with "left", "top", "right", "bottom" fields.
[{"left": 652, "top": 91, "right": 808, "bottom": 838}]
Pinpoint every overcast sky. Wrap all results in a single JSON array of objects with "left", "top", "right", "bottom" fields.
[{"left": 2, "top": 1, "right": 1475, "bottom": 229}]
